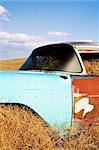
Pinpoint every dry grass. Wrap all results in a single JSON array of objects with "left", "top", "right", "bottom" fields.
[
  {"left": 0, "top": 105, "right": 99, "bottom": 150},
  {"left": 0, "top": 58, "right": 99, "bottom": 149},
  {"left": 83, "top": 60, "right": 99, "bottom": 75},
  {"left": 0, "top": 105, "right": 58, "bottom": 150},
  {"left": 0, "top": 58, "right": 25, "bottom": 70}
]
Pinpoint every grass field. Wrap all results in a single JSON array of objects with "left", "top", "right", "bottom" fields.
[
  {"left": 0, "top": 58, "right": 99, "bottom": 149},
  {"left": 0, "top": 58, "right": 25, "bottom": 71}
]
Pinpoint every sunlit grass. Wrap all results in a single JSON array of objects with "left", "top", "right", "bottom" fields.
[{"left": 0, "top": 105, "right": 98, "bottom": 150}]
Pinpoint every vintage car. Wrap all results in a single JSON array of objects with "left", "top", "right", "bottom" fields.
[{"left": 0, "top": 42, "right": 99, "bottom": 135}]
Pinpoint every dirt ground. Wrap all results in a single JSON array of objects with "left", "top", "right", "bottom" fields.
[{"left": 0, "top": 58, "right": 99, "bottom": 149}]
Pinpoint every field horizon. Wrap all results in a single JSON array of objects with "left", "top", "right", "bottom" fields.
[{"left": 0, "top": 58, "right": 26, "bottom": 70}]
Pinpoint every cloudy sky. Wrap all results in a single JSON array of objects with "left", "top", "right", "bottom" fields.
[{"left": 0, "top": 0, "right": 99, "bottom": 59}]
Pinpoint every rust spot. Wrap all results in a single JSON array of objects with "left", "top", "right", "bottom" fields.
[
  {"left": 72, "top": 77, "right": 99, "bottom": 95},
  {"left": 72, "top": 77, "right": 99, "bottom": 127}
]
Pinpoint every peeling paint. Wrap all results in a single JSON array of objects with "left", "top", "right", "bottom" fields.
[
  {"left": 72, "top": 76, "right": 99, "bottom": 126},
  {"left": 75, "top": 97, "right": 94, "bottom": 117}
]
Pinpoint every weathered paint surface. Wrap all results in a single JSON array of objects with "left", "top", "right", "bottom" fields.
[
  {"left": 72, "top": 77, "right": 99, "bottom": 126},
  {"left": 78, "top": 49, "right": 99, "bottom": 54},
  {"left": 0, "top": 71, "right": 99, "bottom": 134},
  {"left": 0, "top": 71, "right": 72, "bottom": 134}
]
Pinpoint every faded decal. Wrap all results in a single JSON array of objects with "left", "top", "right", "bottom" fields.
[
  {"left": 75, "top": 97, "right": 94, "bottom": 117},
  {"left": 72, "top": 77, "right": 99, "bottom": 126}
]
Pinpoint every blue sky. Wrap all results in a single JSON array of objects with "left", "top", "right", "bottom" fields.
[{"left": 0, "top": 0, "right": 99, "bottom": 59}]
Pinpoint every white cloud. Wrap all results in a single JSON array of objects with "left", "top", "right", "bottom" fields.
[
  {"left": 0, "top": 5, "right": 10, "bottom": 21},
  {"left": 0, "top": 31, "right": 52, "bottom": 48},
  {"left": 0, "top": 31, "right": 54, "bottom": 58},
  {"left": 48, "top": 31, "right": 71, "bottom": 36},
  {"left": 77, "top": 39, "right": 93, "bottom": 42}
]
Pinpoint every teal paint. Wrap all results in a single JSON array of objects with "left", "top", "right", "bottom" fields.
[{"left": 0, "top": 71, "right": 72, "bottom": 134}]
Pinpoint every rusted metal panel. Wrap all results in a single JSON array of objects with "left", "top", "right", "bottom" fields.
[
  {"left": 77, "top": 47, "right": 99, "bottom": 54},
  {"left": 70, "top": 42, "right": 99, "bottom": 54},
  {"left": 72, "top": 76, "right": 99, "bottom": 127},
  {"left": 78, "top": 50, "right": 99, "bottom": 54}
]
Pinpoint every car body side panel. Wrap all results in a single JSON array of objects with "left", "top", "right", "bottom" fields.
[{"left": 0, "top": 71, "right": 72, "bottom": 134}]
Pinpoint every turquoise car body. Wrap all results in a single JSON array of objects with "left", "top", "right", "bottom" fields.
[{"left": 0, "top": 71, "right": 72, "bottom": 134}]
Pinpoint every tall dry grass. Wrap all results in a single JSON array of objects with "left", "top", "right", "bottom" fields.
[
  {"left": 0, "top": 105, "right": 99, "bottom": 150},
  {"left": 0, "top": 58, "right": 25, "bottom": 70},
  {"left": 83, "top": 60, "right": 99, "bottom": 75}
]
